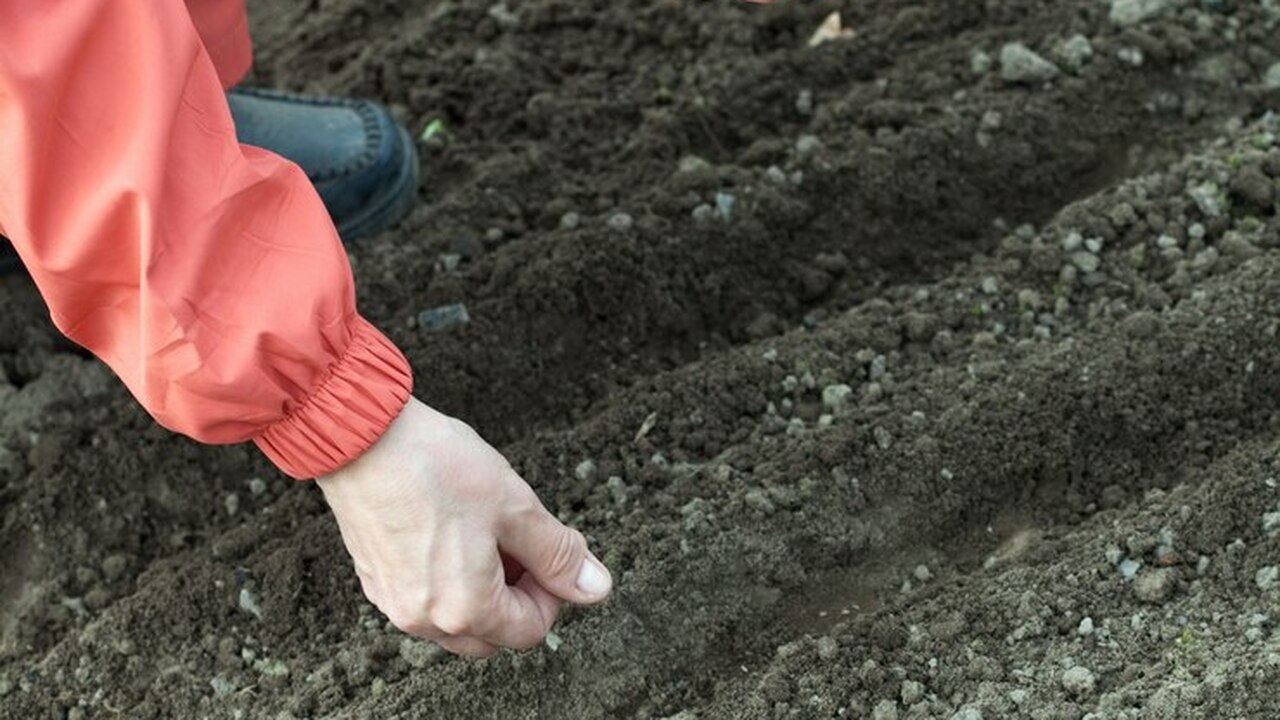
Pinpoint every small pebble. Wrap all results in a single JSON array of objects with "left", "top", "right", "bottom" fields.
[
  {"left": 971, "top": 50, "right": 993, "bottom": 75},
  {"left": 796, "top": 135, "right": 824, "bottom": 156},
  {"left": 715, "top": 192, "right": 737, "bottom": 222},
  {"left": 795, "top": 90, "right": 814, "bottom": 116},
  {"left": 1188, "top": 182, "right": 1225, "bottom": 218},
  {"left": 822, "top": 384, "right": 854, "bottom": 410},
  {"left": 607, "top": 213, "right": 634, "bottom": 231},
  {"left": 607, "top": 476, "right": 628, "bottom": 505},
  {"left": 1134, "top": 568, "right": 1177, "bottom": 603},
  {"left": 1110, "top": 0, "right": 1176, "bottom": 27},
  {"left": 1000, "top": 42, "right": 1060, "bottom": 83},
  {"left": 1062, "top": 666, "right": 1096, "bottom": 697},
  {"left": 872, "top": 700, "right": 899, "bottom": 720},
  {"left": 1069, "top": 251, "right": 1101, "bottom": 273},
  {"left": 545, "top": 631, "right": 564, "bottom": 652},
  {"left": 1078, "top": 617, "right": 1095, "bottom": 636},
  {"left": 238, "top": 588, "right": 264, "bottom": 620},
  {"left": 901, "top": 680, "right": 925, "bottom": 705},
  {"left": 1265, "top": 62, "right": 1280, "bottom": 91},
  {"left": 873, "top": 426, "right": 893, "bottom": 450},
  {"left": 1117, "top": 47, "right": 1144, "bottom": 66},
  {"left": 418, "top": 304, "right": 471, "bottom": 332},
  {"left": 1256, "top": 566, "right": 1280, "bottom": 591},
  {"left": 1055, "top": 34, "right": 1094, "bottom": 72},
  {"left": 815, "top": 635, "right": 838, "bottom": 660}
]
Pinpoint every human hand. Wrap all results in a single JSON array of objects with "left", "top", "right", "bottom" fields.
[{"left": 316, "top": 398, "right": 612, "bottom": 657}]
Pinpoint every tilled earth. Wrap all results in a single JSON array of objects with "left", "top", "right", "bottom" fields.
[{"left": 4, "top": 1, "right": 1280, "bottom": 718}]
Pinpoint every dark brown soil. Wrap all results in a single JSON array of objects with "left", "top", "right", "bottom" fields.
[{"left": 4, "top": 1, "right": 1280, "bottom": 718}]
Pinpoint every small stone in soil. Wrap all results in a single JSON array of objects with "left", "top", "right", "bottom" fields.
[
  {"left": 1262, "top": 511, "right": 1280, "bottom": 533},
  {"left": 418, "top": 304, "right": 471, "bottom": 332},
  {"left": 1062, "top": 665, "right": 1096, "bottom": 696},
  {"left": 1055, "top": 34, "right": 1093, "bottom": 72},
  {"left": 971, "top": 50, "right": 992, "bottom": 75},
  {"left": 607, "top": 476, "right": 628, "bottom": 505},
  {"left": 1069, "top": 251, "right": 1101, "bottom": 273},
  {"left": 795, "top": 135, "right": 823, "bottom": 157},
  {"left": 795, "top": 89, "right": 813, "bottom": 116},
  {"left": 873, "top": 426, "right": 893, "bottom": 450},
  {"left": 1109, "top": 0, "right": 1176, "bottom": 27},
  {"left": 1000, "top": 42, "right": 1060, "bottom": 83},
  {"left": 1266, "top": 62, "right": 1280, "bottom": 90},
  {"left": 901, "top": 680, "right": 924, "bottom": 705},
  {"left": 248, "top": 477, "right": 267, "bottom": 496},
  {"left": 544, "top": 631, "right": 563, "bottom": 651},
  {"left": 607, "top": 213, "right": 634, "bottom": 231},
  {"left": 1188, "top": 182, "right": 1225, "bottom": 218},
  {"left": 814, "top": 635, "right": 838, "bottom": 660},
  {"left": 872, "top": 700, "right": 899, "bottom": 720},
  {"left": 715, "top": 192, "right": 736, "bottom": 221},
  {"left": 1078, "top": 617, "right": 1095, "bottom": 636},
  {"left": 210, "top": 676, "right": 237, "bottom": 697},
  {"left": 822, "top": 384, "right": 853, "bottom": 410},
  {"left": 1255, "top": 566, "right": 1279, "bottom": 591},
  {"left": 238, "top": 587, "right": 264, "bottom": 620},
  {"left": 1134, "top": 567, "right": 1176, "bottom": 603}
]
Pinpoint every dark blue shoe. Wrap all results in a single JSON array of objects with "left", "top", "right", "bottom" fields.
[{"left": 227, "top": 87, "right": 420, "bottom": 242}]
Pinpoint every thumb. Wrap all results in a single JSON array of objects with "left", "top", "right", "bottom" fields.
[{"left": 500, "top": 503, "right": 612, "bottom": 604}]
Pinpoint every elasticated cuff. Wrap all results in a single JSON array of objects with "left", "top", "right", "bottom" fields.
[{"left": 254, "top": 316, "right": 413, "bottom": 479}]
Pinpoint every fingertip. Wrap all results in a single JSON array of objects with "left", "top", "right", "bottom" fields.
[{"left": 574, "top": 554, "right": 613, "bottom": 603}]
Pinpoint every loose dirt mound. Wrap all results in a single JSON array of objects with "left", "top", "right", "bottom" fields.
[{"left": 4, "top": 1, "right": 1280, "bottom": 718}]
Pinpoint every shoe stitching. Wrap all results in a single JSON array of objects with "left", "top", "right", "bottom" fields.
[{"left": 228, "top": 87, "right": 386, "bottom": 182}]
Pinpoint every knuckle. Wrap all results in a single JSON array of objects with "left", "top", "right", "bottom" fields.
[
  {"left": 384, "top": 605, "right": 432, "bottom": 637},
  {"left": 431, "top": 600, "right": 482, "bottom": 637},
  {"left": 383, "top": 590, "right": 439, "bottom": 638}
]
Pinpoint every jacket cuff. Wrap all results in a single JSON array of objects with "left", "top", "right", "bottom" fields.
[{"left": 254, "top": 316, "right": 413, "bottom": 479}]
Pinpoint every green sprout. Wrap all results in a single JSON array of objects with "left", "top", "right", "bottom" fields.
[{"left": 419, "top": 118, "right": 447, "bottom": 143}]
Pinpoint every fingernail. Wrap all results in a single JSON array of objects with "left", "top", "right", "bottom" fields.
[{"left": 575, "top": 555, "right": 612, "bottom": 597}]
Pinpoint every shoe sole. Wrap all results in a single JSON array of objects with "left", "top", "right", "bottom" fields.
[{"left": 334, "top": 126, "right": 421, "bottom": 242}]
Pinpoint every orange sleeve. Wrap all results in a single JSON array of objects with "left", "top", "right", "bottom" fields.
[{"left": 0, "top": 2, "right": 412, "bottom": 479}]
